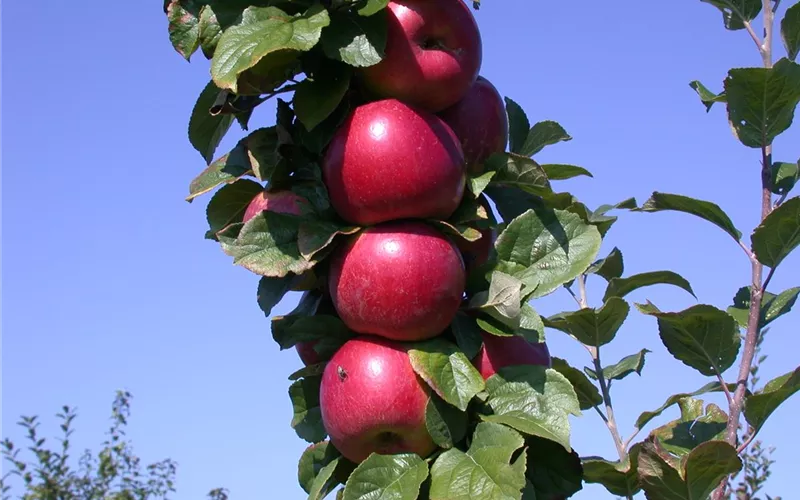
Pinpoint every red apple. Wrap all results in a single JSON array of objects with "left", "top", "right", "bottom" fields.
[
  {"left": 358, "top": 0, "right": 482, "bottom": 112},
  {"left": 472, "top": 331, "right": 551, "bottom": 380},
  {"left": 329, "top": 221, "right": 466, "bottom": 341},
  {"left": 320, "top": 336, "right": 436, "bottom": 463},
  {"left": 439, "top": 76, "right": 509, "bottom": 174},
  {"left": 295, "top": 341, "right": 322, "bottom": 365},
  {"left": 242, "top": 189, "right": 307, "bottom": 222},
  {"left": 322, "top": 99, "right": 466, "bottom": 226}
]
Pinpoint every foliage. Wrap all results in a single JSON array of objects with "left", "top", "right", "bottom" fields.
[
  {"left": 0, "top": 391, "right": 225, "bottom": 500},
  {"left": 161, "top": 0, "right": 800, "bottom": 498}
]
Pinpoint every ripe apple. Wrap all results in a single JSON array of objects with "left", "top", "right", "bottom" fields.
[
  {"left": 358, "top": 0, "right": 482, "bottom": 112},
  {"left": 329, "top": 221, "right": 466, "bottom": 341},
  {"left": 242, "top": 189, "right": 308, "bottom": 221},
  {"left": 472, "top": 331, "right": 551, "bottom": 380},
  {"left": 322, "top": 99, "right": 466, "bottom": 226},
  {"left": 319, "top": 336, "right": 436, "bottom": 463},
  {"left": 295, "top": 341, "right": 322, "bottom": 365},
  {"left": 439, "top": 76, "right": 509, "bottom": 174}
]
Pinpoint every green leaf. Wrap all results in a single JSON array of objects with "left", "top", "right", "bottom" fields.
[
  {"left": 289, "top": 375, "right": 326, "bottom": 443},
  {"left": 683, "top": 441, "right": 742, "bottom": 499},
  {"left": 342, "top": 453, "right": 428, "bottom": 500},
  {"left": 198, "top": 5, "right": 222, "bottom": 58},
  {"left": 468, "top": 271, "right": 523, "bottom": 326},
  {"left": 218, "top": 211, "right": 319, "bottom": 277},
  {"left": 639, "top": 304, "right": 740, "bottom": 377},
  {"left": 634, "top": 382, "right": 736, "bottom": 430},
  {"left": 550, "top": 357, "right": 602, "bottom": 410},
  {"left": 357, "top": 0, "right": 390, "bottom": 16},
  {"left": 307, "top": 456, "right": 343, "bottom": 500},
  {"left": 167, "top": 0, "right": 202, "bottom": 60},
  {"left": 242, "top": 126, "right": 283, "bottom": 182},
  {"left": 744, "top": 367, "right": 800, "bottom": 433},
  {"left": 544, "top": 297, "right": 630, "bottom": 347},
  {"left": 294, "top": 63, "right": 352, "bottom": 131},
  {"left": 475, "top": 304, "right": 544, "bottom": 343},
  {"left": 727, "top": 285, "right": 800, "bottom": 328},
  {"left": 205, "top": 179, "right": 264, "bottom": 239},
  {"left": 724, "top": 57, "right": 800, "bottom": 148},
  {"left": 211, "top": 5, "right": 330, "bottom": 93},
  {"left": 429, "top": 422, "right": 527, "bottom": 500},
  {"left": 637, "top": 439, "right": 742, "bottom": 500},
  {"left": 635, "top": 191, "right": 742, "bottom": 241},
  {"left": 467, "top": 171, "right": 496, "bottom": 198},
  {"left": 595, "top": 349, "right": 651, "bottom": 382},
  {"left": 519, "top": 121, "right": 572, "bottom": 157},
  {"left": 189, "top": 80, "right": 235, "bottom": 164},
  {"left": 187, "top": 143, "right": 252, "bottom": 201},
  {"left": 651, "top": 398, "right": 728, "bottom": 457},
  {"left": 272, "top": 313, "right": 354, "bottom": 355},
  {"left": 524, "top": 436, "right": 583, "bottom": 499},
  {"left": 408, "top": 338, "right": 485, "bottom": 411},
  {"left": 483, "top": 365, "right": 581, "bottom": 450},
  {"left": 689, "top": 80, "right": 727, "bottom": 111},
  {"left": 322, "top": 11, "right": 386, "bottom": 67},
  {"left": 289, "top": 362, "right": 327, "bottom": 381},
  {"left": 582, "top": 448, "right": 641, "bottom": 498},
  {"left": 752, "top": 196, "right": 800, "bottom": 268},
  {"left": 450, "top": 312, "right": 483, "bottom": 360},
  {"left": 603, "top": 271, "right": 696, "bottom": 302},
  {"left": 586, "top": 247, "right": 624, "bottom": 281},
  {"left": 298, "top": 220, "right": 360, "bottom": 261},
  {"left": 771, "top": 160, "right": 799, "bottom": 195},
  {"left": 494, "top": 207, "right": 602, "bottom": 299},
  {"left": 299, "top": 441, "right": 341, "bottom": 494},
  {"left": 505, "top": 97, "right": 530, "bottom": 155},
  {"left": 699, "top": 0, "right": 761, "bottom": 30},
  {"left": 257, "top": 275, "right": 295, "bottom": 316},
  {"left": 541, "top": 164, "right": 593, "bottom": 180},
  {"left": 425, "top": 393, "right": 468, "bottom": 449},
  {"left": 782, "top": 1, "right": 800, "bottom": 61},
  {"left": 486, "top": 153, "right": 552, "bottom": 197}
]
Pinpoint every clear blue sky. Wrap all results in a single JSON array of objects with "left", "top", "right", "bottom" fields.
[{"left": 2, "top": 1, "right": 799, "bottom": 498}]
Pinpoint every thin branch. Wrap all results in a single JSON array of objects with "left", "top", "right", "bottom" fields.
[
  {"left": 775, "top": 191, "right": 789, "bottom": 208},
  {"left": 590, "top": 347, "right": 627, "bottom": 462},
  {"left": 737, "top": 430, "right": 758, "bottom": 454},
  {"left": 742, "top": 20, "right": 765, "bottom": 53},
  {"left": 738, "top": 240, "right": 757, "bottom": 262},
  {"left": 762, "top": 266, "right": 777, "bottom": 293},
  {"left": 622, "top": 429, "right": 642, "bottom": 453},
  {"left": 593, "top": 405, "right": 609, "bottom": 424},
  {"left": 577, "top": 275, "right": 589, "bottom": 309},
  {"left": 565, "top": 285, "right": 582, "bottom": 307},
  {"left": 716, "top": 372, "right": 734, "bottom": 406}
]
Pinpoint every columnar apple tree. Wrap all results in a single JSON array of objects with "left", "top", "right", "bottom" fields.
[{"left": 164, "top": 0, "right": 800, "bottom": 498}]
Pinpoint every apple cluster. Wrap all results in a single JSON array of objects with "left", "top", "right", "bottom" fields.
[{"left": 243, "top": 0, "right": 552, "bottom": 466}]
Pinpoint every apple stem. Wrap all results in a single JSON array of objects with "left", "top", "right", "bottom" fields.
[{"left": 711, "top": 2, "right": 776, "bottom": 498}]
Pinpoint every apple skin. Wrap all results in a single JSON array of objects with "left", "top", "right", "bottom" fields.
[
  {"left": 322, "top": 99, "right": 466, "bottom": 226},
  {"left": 295, "top": 341, "right": 322, "bottom": 365},
  {"left": 358, "top": 0, "right": 482, "bottom": 112},
  {"left": 439, "top": 76, "right": 509, "bottom": 175},
  {"left": 242, "top": 189, "right": 307, "bottom": 221},
  {"left": 472, "top": 331, "right": 552, "bottom": 380},
  {"left": 319, "top": 336, "right": 436, "bottom": 463},
  {"left": 329, "top": 221, "right": 466, "bottom": 342}
]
